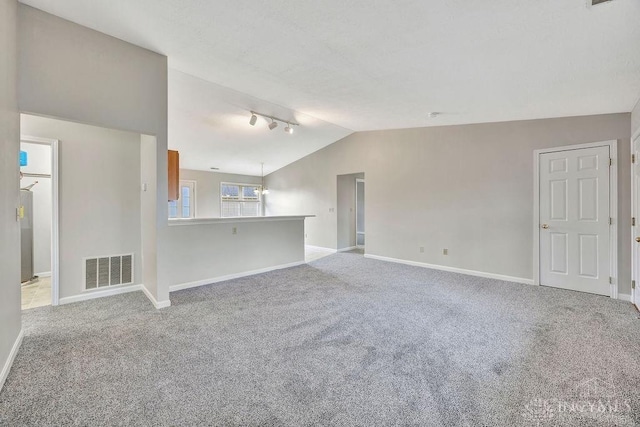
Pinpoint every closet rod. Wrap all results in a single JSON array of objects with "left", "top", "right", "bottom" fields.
[{"left": 22, "top": 172, "right": 51, "bottom": 178}]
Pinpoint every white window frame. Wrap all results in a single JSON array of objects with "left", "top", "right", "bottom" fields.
[
  {"left": 169, "top": 180, "right": 196, "bottom": 219},
  {"left": 220, "top": 182, "right": 262, "bottom": 217}
]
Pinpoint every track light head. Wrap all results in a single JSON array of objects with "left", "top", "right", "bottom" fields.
[{"left": 249, "top": 111, "right": 299, "bottom": 133}]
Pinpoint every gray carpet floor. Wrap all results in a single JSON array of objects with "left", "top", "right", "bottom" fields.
[{"left": 1, "top": 251, "right": 640, "bottom": 426}]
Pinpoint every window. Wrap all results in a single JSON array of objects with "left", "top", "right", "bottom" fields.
[
  {"left": 169, "top": 180, "right": 196, "bottom": 219},
  {"left": 221, "top": 183, "right": 261, "bottom": 217}
]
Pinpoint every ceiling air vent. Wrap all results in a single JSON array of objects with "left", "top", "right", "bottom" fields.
[{"left": 84, "top": 254, "right": 134, "bottom": 290}]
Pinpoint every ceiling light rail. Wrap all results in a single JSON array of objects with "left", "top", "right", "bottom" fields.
[{"left": 249, "top": 111, "right": 299, "bottom": 134}]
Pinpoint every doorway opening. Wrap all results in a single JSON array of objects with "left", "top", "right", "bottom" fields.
[
  {"left": 20, "top": 136, "right": 59, "bottom": 309},
  {"left": 533, "top": 140, "right": 618, "bottom": 297},
  {"left": 356, "top": 178, "right": 365, "bottom": 249},
  {"left": 337, "top": 173, "right": 365, "bottom": 253},
  {"left": 20, "top": 113, "right": 149, "bottom": 307}
]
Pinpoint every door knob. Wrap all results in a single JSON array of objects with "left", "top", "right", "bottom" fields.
[
  {"left": 541, "top": 224, "right": 549, "bottom": 229},
  {"left": 636, "top": 237, "right": 640, "bottom": 243}
]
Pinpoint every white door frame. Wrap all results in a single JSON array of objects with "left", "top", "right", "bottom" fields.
[
  {"left": 533, "top": 140, "right": 618, "bottom": 298},
  {"left": 355, "top": 178, "right": 365, "bottom": 248},
  {"left": 20, "top": 136, "right": 60, "bottom": 306},
  {"left": 631, "top": 130, "right": 640, "bottom": 307}
]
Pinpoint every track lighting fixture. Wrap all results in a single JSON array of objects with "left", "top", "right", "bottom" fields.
[{"left": 249, "top": 111, "right": 299, "bottom": 134}]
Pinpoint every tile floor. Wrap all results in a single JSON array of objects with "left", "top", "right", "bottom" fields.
[
  {"left": 304, "top": 245, "right": 336, "bottom": 262},
  {"left": 21, "top": 277, "right": 51, "bottom": 310},
  {"left": 305, "top": 245, "right": 364, "bottom": 262}
]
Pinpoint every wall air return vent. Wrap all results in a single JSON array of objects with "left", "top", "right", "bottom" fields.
[{"left": 84, "top": 254, "right": 133, "bottom": 290}]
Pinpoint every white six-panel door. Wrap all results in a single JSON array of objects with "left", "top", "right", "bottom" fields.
[{"left": 539, "top": 146, "right": 610, "bottom": 295}]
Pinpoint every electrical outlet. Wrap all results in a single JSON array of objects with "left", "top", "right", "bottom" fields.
[
  {"left": 443, "top": 248, "right": 448, "bottom": 255},
  {"left": 419, "top": 246, "right": 425, "bottom": 253},
  {"left": 232, "top": 227, "right": 237, "bottom": 235},
  {"left": 329, "top": 207, "right": 335, "bottom": 213}
]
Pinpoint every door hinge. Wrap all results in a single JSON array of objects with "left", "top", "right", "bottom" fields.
[
  {"left": 609, "top": 277, "right": 613, "bottom": 285},
  {"left": 609, "top": 158, "right": 612, "bottom": 166},
  {"left": 609, "top": 217, "right": 612, "bottom": 225},
  {"left": 633, "top": 217, "right": 636, "bottom": 227},
  {"left": 632, "top": 280, "right": 636, "bottom": 290},
  {"left": 633, "top": 154, "right": 636, "bottom": 164}
]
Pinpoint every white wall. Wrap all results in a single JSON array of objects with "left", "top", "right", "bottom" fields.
[
  {"left": 179, "top": 169, "right": 262, "bottom": 218},
  {"left": 163, "top": 219, "right": 305, "bottom": 291},
  {"left": 20, "top": 142, "right": 52, "bottom": 275},
  {"left": 0, "top": 0, "right": 21, "bottom": 390},
  {"left": 21, "top": 115, "right": 142, "bottom": 300},
  {"left": 141, "top": 135, "right": 158, "bottom": 299},
  {"left": 266, "top": 113, "right": 632, "bottom": 294},
  {"left": 20, "top": 141, "right": 50, "bottom": 172},
  {"left": 18, "top": 4, "right": 169, "bottom": 303}
]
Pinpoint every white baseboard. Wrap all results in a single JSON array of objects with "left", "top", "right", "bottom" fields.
[
  {"left": 364, "top": 254, "right": 534, "bottom": 285},
  {"left": 58, "top": 283, "right": 171, "bottom": 309},
  {"left": 0, "top": 329, "right": 24, "bottom": 391},
  {"left": 58, "top": 284, "right": 143, "bottom": 305},
  {"left": 169, "top": 261, "right": 306, "bottom": 293},
  {"left": 618, "top": 293, "right": 632, "bottom": 302},
  {"left": 141, "top": 285, "right": 171, "bottom": 309},
  {"left": 337, "top": 246, "right": 357, "bottom": 253},
  {"left": 34, "top": 271, "right": 51, "bottom": 278}
]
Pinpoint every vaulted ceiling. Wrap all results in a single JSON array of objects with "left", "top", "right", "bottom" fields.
[{"left": 20, "top": 0, "right": 640, "bottom": 174}]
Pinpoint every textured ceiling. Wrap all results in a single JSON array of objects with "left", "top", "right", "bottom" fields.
[
  {"left": 19, "top": 0, "right": 640, "bottom": 172},
  {"left": 168, "top": 70, "right": 351, "bottom": 175}
]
